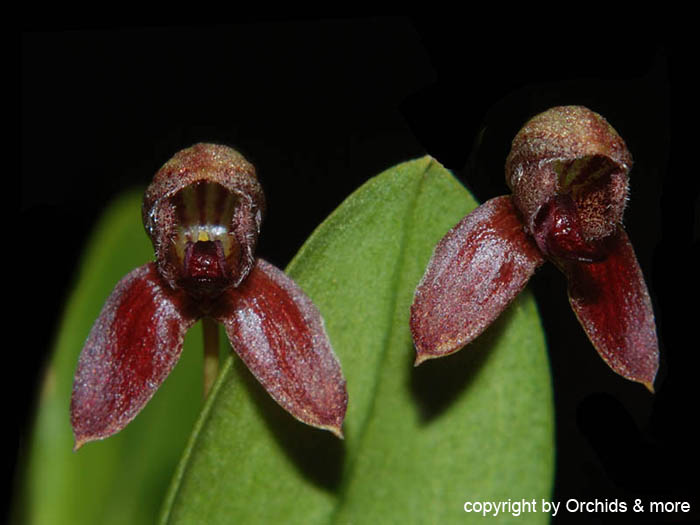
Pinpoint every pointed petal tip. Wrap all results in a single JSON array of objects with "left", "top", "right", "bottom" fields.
[
  {"left": 414, "top": 352, "right": 434, "bottom": 367},
  {"left": 643, "top": 381, "right": 655, "bottom": 394},
  {"left": 307, "top": 417, "right": 344, "bottom": 439},
  {"left": 326, "top": 424, "right": 345, "bottom": 440},
  {"left": 72, "top": 434, "right": 90, "bottom": 452},
  {"left": 72, "top": 427, "right": 109, "bottom": 451},
  {"left": 319, "top": 398, "right": 347, "bottom": 439},
  {"left": 414, "top": 343, "right": 465, "bottom": 366}
]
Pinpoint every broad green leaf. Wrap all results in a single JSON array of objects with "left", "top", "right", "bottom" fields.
[
  {"left": 161, "top": 157, "right": 554, "bottom": 524},
  {"left": 14, "top": 191, "right": 211, "bottom": 525}
]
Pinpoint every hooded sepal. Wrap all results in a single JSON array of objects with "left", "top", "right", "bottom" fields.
[
  {"left": 71, "top": 263, "right": 197, "bottom": 450},
  {"left": 410, "top": 196, "right": 545, "bottom": 364},
  {"left": 559, "top": 228, "right": 659, "bottom": 390},
  {"left": 506, "top": 106, "right": 631, "bottom": 244},
  {"left": 214, "top": 259, "right": 347, "bottom": 437}
]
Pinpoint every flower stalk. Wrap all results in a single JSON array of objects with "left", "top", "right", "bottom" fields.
[{"left": 201, "top": 317, "right": 220, "bottom": 398}]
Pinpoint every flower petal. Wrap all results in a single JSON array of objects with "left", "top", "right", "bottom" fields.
[
  {"left": 411, "top": 195, "right": 545, "bottom": 364},
  {"left": 214, "top": 259, "right": 347, "bottom": 437},
  {"left": 559, "top": 228, "right": 659, "bottom": 390},
  {"left": 71, "top": 263, "right": 197, "bottom": 450}
]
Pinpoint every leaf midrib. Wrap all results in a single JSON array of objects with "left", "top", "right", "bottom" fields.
[{"left": 326, "top": 157, "right": 434, "bottom": 523}]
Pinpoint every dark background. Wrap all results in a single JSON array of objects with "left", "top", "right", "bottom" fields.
[{"left": 19, "top": 20, "right": 696, "bottom": 524}]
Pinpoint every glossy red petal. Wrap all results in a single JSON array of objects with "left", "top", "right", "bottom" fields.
[
  {"left": 71, "top": 263, "right": 196, "bottom": 449},
  {"left": 533, "top": 194, "right": 607, "bottom": 262},
  {"left": 214, "top": 259, "right": 347, "bottom": 437},
  {"left": 559, "top": 228, "right": 659, "bottom": 390},
  {"left": 410, "top": 196, "right": 545, "bottom": 364}
]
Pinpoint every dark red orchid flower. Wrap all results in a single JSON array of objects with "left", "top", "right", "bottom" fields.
[
  {"left": 71, "top": 144, "right": 347, "bottom": 449},
  {"left": 410, "top": 106, "right": 659, "bottom": 391}
]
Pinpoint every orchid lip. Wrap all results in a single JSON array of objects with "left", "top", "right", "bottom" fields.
[
  {"left": 180, "top": 239, "right": 231, "bottom": 299},
  {"left": 184, "top": 240, "right": 227, "bottom": 278},
  {"left": 533, "top": 194, "right": 608, "bottom": 263}
]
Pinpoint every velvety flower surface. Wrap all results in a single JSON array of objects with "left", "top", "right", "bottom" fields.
[
  {"left": 410, "top": 106, "right": 659, "bottom": 391},
  {"left": 71, "top": 144, "right": 347, "bottom": 449}
]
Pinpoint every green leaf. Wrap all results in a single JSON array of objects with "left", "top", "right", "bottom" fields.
[
  {"left": 161, "top": 157, "right": 554, "bottom": 524},
  {"left": 14, "top": 191, "right": 209, "bottom": 525}
]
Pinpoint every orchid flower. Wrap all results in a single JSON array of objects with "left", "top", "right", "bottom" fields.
[
  {"left": 410, "top": 106, "right": 659, "bottom": 391},
  {"left": 71, "top": 144, "right": 347, "bottom": 449}
]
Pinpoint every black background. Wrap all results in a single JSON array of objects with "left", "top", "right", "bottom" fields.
[{"left": 18, "top": 20, "right": 696, "bottom": 524}]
